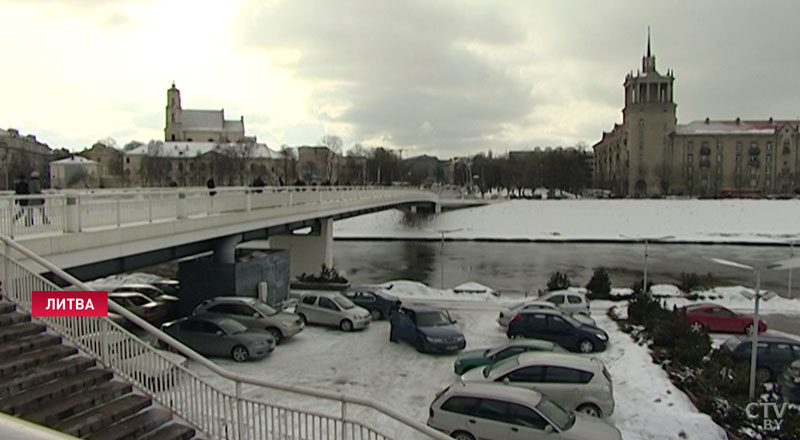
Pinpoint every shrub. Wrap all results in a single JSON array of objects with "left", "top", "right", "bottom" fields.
[
  {"left": 585, "top": 267, "right": 611, "bottom": 299},
  {"left": 546, "top": 271, "right": 571, "bottom": 291},
  {"left": 630, "top": 277, "right": 654, "bottom": 295},
  {"left": 679, "top": 272, "right": 715, "bottom": 293},
  {"left": 297, "top": 264, "right": 349, "bottom": 284}
]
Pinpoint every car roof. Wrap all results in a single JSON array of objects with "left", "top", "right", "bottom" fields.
[
  {"left": 515, "top": 352, "right": 602, "bottom": 370},
  {"left": 402, "top": 305, "right": 442, "bottom": 313},
  {"left": 185, "top": 315, "right": 235, "bottom": 324},
  {"left": 507, "top": 339, "right": 557, "bottom": 349},
  {"left": 114, "top": 283, "right": 162, "bottom": 289},
  {"left": 727, "top": 335, "right": 800, "bottom": 345},
  {"left": 541, "top": 290, "right": 586, "bottom": 298},
  {"left": 301, "top": 291, "right": 343, "bottom": 297},
  {"left": 517, "top": 309, "right": 564, "bottom": 316},
  {"left": 201, "top": 296, "right": 259, "bottom": 304},
  {"left": 109, "top": 291, "right": 152, "bottom": 299},
  {"left": 685, "top": 303, "right": 718, "bottom": 310},
  {"left": 445, "top": 382, "right": 543, "bottom": 406}
]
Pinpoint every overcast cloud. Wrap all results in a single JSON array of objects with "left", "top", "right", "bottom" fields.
[{"left": 1, "top": 0, "right": 799, "bottom": 158}]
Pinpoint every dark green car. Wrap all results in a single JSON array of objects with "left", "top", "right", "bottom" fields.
[{"left": 453, "top": 339, "right": 568, "bottom": 374}]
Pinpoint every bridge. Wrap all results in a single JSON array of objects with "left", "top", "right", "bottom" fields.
[{"left": 1, "top": 186, "right": 439, "bottom": 284}]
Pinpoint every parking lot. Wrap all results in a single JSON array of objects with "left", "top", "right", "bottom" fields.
[{"left": 186, "top": 302, "right": 727, "bottom": 440}]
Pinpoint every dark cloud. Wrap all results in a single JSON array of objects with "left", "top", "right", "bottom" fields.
[{"left": 236, "top": 0, "right": 535, "bottom": 156}]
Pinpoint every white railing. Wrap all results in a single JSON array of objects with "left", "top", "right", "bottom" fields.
[
  {"left": 0, "top": 235, "right": 450, "bottom": 440},
  {"left": 0, "top": 186, "right": 436, "bottom": 239}
]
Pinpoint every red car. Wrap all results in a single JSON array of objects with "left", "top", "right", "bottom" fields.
[{"left": 677, "top": 303, "right": 767, "bottom": 334}]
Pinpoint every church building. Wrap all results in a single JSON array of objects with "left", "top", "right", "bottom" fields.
[{"left": 164, "top": 82, "right": 255, "bottom": 143}]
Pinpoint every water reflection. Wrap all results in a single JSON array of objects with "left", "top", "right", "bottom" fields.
[{"left": 333, "top": 241, "right": 795, "bottom": 297}]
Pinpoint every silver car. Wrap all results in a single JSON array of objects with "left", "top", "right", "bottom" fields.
[
  {"left": 460, "top": 352, "right": 615, "bottom": 418},
  {"left": 428, "top": 382, "right": 622, "bottom": 440},
  {"left": 497, "top": 300, "right": 596, "bottom": 327},
  {"left": 295, "top": 292, "right": 372, "bottom": 331},
  {"left": 539, "top": 291, "right": 591, "bottom": 316},
  {"left": 193, "top": 296, "right": 304, "bottom": 344}
]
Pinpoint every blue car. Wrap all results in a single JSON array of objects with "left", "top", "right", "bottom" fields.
[
  {"left": 389, "top": 305, "right": 466, "bottom": 353},
  {"left": 342, "top": 286, "right": 401, "bottom": 320}
]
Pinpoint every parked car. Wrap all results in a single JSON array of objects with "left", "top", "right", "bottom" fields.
[
  {"left": 778, "top": 359, "right": 800, "bottom": 403},
  {"left": 722, "top": 335, "right": 800, "bottom": 382},
  {"left": 454, "top": 339, "right": 568, "bottom": 374},
  {"left": 427, "top": 382, "right": 622, "bottom": 440},
  {"left": 677, "top": 303, "right": 767, "bottom": 334},
  {"left": 390, "top": 305, "right": 466, "bottom": 353},
  {"left": 295, "top": 292, "right": 372, "bottom": 331},
  {"left": 539, "top": 291, "right": 591, "bottom": 316},
  {"left": 507, "top": 310, "right": 608, "bottom": 353},
  {"left": 193, "top": 296, "right": 305, "bottom": 344},
  {"left": 109, "top": 292, "right": 168, "bottom": 324},
  {"left": 497, "top": 300, "right": 596, "bottom": 327},
  {"left": 342, "top": 286, "right": 401, "bottom": 320},
  {"left": 110, "top": 283, "right": 179, "bottom": 319},
  {"left": 161, "top": 315, "right": 275, "bottom": 362},
  {"left": 461, "top": 352, "right": 615, "bottom": 418}
]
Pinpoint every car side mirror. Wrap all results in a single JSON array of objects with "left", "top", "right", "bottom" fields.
[
  {"left": 544, "top": 425, "right": 554, "bottom": 433},
  {"left": 253, "top": 312, "right": 260, "bottom": 318},
  {"left": 451, "top": 319, "right": 458, "bottom": 324},
  {"left": 502, "top": 377, "right": 510, "bottom": 384},
  {"left": 216, "top": 330, "right": 224, "bottom": 336}
]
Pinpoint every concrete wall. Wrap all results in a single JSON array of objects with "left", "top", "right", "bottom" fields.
[{"left": 269, "top": 218, "right": 333, "bottom": 278}]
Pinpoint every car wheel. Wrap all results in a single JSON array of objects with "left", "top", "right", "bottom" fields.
[
  {"left": 756, "top": 367, "right": 772, "bottom": 383},
  {"left": 577, "top": 403, "right": 602, "bottom": 418},
  {"left": 415, "top": 336, "right": 426, "bottom": 353},
  {"left": 340, "top": 319, "right": 354, "bottom": 332},
  {"left": 266, "top": 327, "right": 283, "bottom": 345},
  {"left": 578, "top": 339, "right": 595, "bottom": 353},
  {"left": 451, "top": 431, "right": 475, "bottom": 440},
  {"left": 370, "top": 309, "right": 383, "bottom": 320},
  {"left": 231, "top": 345, "right": 250, "bottom": 362},
  {"left": 690, "top": 322, "right": 705, "bottom": 333},
  {"left": 745, "top": 324, "right": 756, "bottom": 335},
  {"left": 298, "top": 314, "right": 307, "bottom": 325}
]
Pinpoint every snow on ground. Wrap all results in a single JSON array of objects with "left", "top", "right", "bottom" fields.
[
  {"left": 380, "top": 280, "right": 505, "bottom": 303},
  {"left": 84, "top": 272, "right": 166, "bottom": 288},
  {"left": 334, "top": 199, "right": 800, "bottom": 243},
  {"left": 662, "top": 286, "right": 800, "bottom": 314},
  {"left": 183, "top": 301, "right": 727, "bottom": 440}
]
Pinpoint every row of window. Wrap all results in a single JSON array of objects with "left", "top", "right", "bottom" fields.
[{"left": 687, "top": 140, "right": 796, "bottom": 153}]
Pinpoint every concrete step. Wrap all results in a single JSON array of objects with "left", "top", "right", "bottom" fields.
[
  {"left": 88, "top": 406, "right": 172, "bottom": 440},
  {"left": 0, "top": 367, "right": 113, "bottom": 414},
  {"left": 0, "top": 302, "right": 16, "bottom": 314},
  {"left": 0, "top": 321, "right": 45, "bottom": 343},
  {"left": 56, "top": 394, "right": 152, "bottom": 437},
  {"left": 135, "top": 422, "right": 196, "bottom": 440},
  {"left": 0, "top": 355, "right": 95, "bottom": 398},
  {"left": 0, "top": 311, "right": 30, "bottom": 327},
  {"left": 23, "top": 380, "right": 133, "bottom": 426},
  {"left": 0, "top": 344, "right": 78, "bottom": 377},
  {"left": 0, "top": 332, "right": 61, "bottom": 358}
]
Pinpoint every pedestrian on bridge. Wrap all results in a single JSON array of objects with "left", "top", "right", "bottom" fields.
[
  {"left": 206, "top": 177, "right": 216, "bottom": 196},
  {"left": 28, "top": 171, "right": 49, "bottom": 225},
  {"left": 12, "top": 174, "right": 29, "bottom": 225}
]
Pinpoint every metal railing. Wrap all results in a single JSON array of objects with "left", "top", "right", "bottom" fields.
[
  {"left": 0, "top": 186, "right": 435, "bottom": 239},
  {"left": 0, "top": 234, "right": 450, "bottom": 440}
]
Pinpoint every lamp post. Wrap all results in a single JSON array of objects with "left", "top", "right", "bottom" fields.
[
  {"left": 709, "top": 256, "right": 800, "bottom": 398},
  {"left": 787, "top": 239, "right": 800, "bottom": 298},
  {"left": 621, "top": 235, "right": 674, "bottom": 294},
  {"left": 428, "top": 228, "right": 463, "bottom": 289}
]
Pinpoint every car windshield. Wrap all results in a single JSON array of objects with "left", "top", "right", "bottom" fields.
[
  {"left": 484, "top": 355, "right": 519, "bottom": 378},
  {"left": 535, "top": 396, "right": 574, "bottom": 430},
  {"left": 218, "top": 318, "right": 248, "bottom": 335},
  {"left": 252, "top": 302, "right": 278, "bottom": 316},
  {"left": 416, "top": 311, "right": 451, "bottom": 327},
  {"left": 125, "top": 296, "right": 151, "bottom": 306},
  {"left": 333, "top": 296, "right": 356, "bottom": 310},
  {"left": 560, "top": 314, "right": 581, "bottom": 327}
]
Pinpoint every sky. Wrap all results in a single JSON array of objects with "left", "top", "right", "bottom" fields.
[{"left": 2, "top": 0, "right": 799, "bottom": 159}]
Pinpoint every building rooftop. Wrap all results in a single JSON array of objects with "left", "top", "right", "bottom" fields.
[
  {"left": 51, "top": 156, "right": 97, "bottom": 164},
  {"left": 182, "top": 110, "right": 244, "bottom": 133},
  {"left": 677, "top": 119, "right": 800, "bottom": 135},
  {"left": 126, "top": 141, "right": 278, "bottom": 159}
]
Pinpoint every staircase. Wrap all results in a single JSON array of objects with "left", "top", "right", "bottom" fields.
[{"left": 0, "top": 300, "right": 201, "bottom": 440}]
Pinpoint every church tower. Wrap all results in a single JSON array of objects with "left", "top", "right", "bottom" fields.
[
  {"left": 622, "top": 29, "right": 677, "bottom": 196},
  {"left": 165, "top": 82, "right": 183, "bottom": 142}
]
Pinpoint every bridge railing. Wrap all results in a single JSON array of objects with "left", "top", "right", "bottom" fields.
[
  {"left": 0, "top": 234, "right": 450, "bottom": 440},
  {"left": 0, "top": 186, "right": 434, "bottom": 239}
]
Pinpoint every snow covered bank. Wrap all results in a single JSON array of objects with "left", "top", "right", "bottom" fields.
[
  {"left": 380, "top": 280, "right": 503, "bottom": 303},
  {"left": 334, "top": 199, "right": 800, "bottom": 243}
]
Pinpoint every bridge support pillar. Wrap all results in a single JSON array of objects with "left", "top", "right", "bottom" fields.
[
  {"left": 435, "top": 203, "right": 442, "bottom": 214},
  {"left": 410, "top": 205, "right": 418, "bottom": 213},
  {"left": 270, "top": 218, "right": 333, "bottom": 278},
  {"left": 213, "top": 235, "right": 242, "bottom": 265}
]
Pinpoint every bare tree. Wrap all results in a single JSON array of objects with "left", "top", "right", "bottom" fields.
[
  {"left": 139, "top": 141, "right": 170, "bottom": 186},
  {"left": 320, "top": 135, "right": 343, "bottom": 155},
  {"left": 347, "top": 143, "right": 369, "bottom": 157},
  {"left": 123, "top": 140, "right": 144, "bottom": 152}
]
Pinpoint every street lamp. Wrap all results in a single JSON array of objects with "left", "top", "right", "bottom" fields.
[
  {"left": 620, "top": 235, "right": 675, "bottom": 294},
  {"left": 427, "top": 228, "right": 463, "bottom": 289},
  {"left": 785, "top": 239, "right": 800, "bottom": 298},
  {"left": 709, "top": 255, "right": 800, "bottom": 399}
]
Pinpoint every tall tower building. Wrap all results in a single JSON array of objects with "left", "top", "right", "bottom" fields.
[
  {"left": 165, "top": 82, "right": 183, "bottom": 142},
  {"left": 622, "top": 29, "right": 677, "bottom": 196}
]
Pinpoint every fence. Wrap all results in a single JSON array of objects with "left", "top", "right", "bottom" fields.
[{"left": 0, "top": 235, "right": 450, "bottom": 440}]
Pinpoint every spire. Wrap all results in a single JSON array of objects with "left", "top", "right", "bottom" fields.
[{"left": 646, "top": 26, "right": 651, "bottom": 58}]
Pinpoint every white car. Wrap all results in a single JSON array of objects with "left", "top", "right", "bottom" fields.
[
  {"left": 295, "top": 292, "right": 372, "bottom": 331},
  {"left": 539, "top": 290, "right": 590, "bottom": 316},
  {"left": 497, "top": 300, "right": 595, "bottom": 327},
  {"left": 460, "top": 352, "right": 615, "bottom": 418},
  {"left": 428, "top": 382, "right": 622, "bottom": 440}
]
